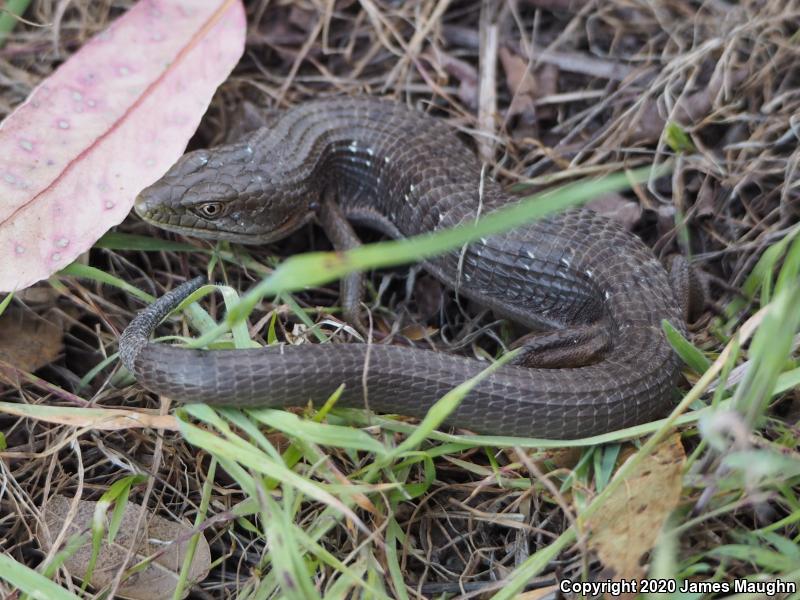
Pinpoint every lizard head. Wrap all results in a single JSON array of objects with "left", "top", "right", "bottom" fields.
[{"left": 134, "top": 139, "right": 317, "bottom": 244}]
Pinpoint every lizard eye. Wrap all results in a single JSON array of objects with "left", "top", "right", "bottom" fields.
[{"left": 196, "top": 202, "right": 225, "bottom": 219}]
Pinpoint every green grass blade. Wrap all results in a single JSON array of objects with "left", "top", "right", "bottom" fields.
[
  {"left": 663, "top": 319, "right": 712, "bottom": 373},
  {"left": 58, "top": 263, "right": 153, "bottom": 302},
  {"left": 247, "top": 408, "right": 389, "bottom": 457},
  {"left": 176, "top": 414, "right": 366, "bottom": 529},
  {"left": 96, "top": 232, "right": 198, "bottom": 252},
  {"left": 733, "top": 281, "right": 800, "bottom": 425},
  {"left": 172, "top": 459, "right": 216, "bottom": 600},
  {"left": 0, "top": 0, "right": 32, "bottom": 48},
  {"left": 0, "top": 291, "right": 13, "bottom": 317},
  {"left": 219, "top": 285, "right": 259, "bottom": 349},
  {"left": 0, "top": 553, "right": 82, "bottom": 600},
  {"left": 261, "top": 495, "right": 322, "bottom": 600}
]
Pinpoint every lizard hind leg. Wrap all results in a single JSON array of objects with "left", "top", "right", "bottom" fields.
[{"left": 509, "top": 322, "right": 612, "bottom": 368}]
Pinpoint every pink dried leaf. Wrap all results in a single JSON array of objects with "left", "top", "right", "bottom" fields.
[{"left": 0, "top": 0, "right": 246, "bottom": 292}]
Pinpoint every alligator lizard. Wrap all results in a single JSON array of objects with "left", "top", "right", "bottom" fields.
[{"left": 121, "top": 97, "right": 690, "bottom": 439}]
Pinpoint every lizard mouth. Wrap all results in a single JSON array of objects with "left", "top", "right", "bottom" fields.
[{"left": 135, "top": 200, "right": 315, "bottom": 245}]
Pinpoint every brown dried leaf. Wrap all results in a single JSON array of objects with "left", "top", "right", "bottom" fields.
[
  {"left": 426, "top": 48, "right": 479, "bottom": 109},
  {"left": 627, "top": 69, "right": 749, "bottom": 144},
  {"left": 586, "top": 192, "right": 643, "bottom": 231},
  {"left": 585, "top": 434, "right": 686, "bottom": 582},
  {"left": 40, "top": 495, "right": 211, "bottom": 599},
  {"left": 398, "top": 323, "right": 439, "bottom": 341},
  {"left": 546, "top": 447, "right": 584, "bottom": 471},
  {"left": 695, "top": 176, "right": 717, "bottom": 218},
  {"left": 0, "top": 307, "right": 63, "bottom": 372},
  {"left": 13, "top": 284, "right": 61, "bottom": 306},
  {"left": 499, "top": 46, "right": 538, "bottom": 120},
  {"left": 0, "top": 401, "right": 180, "bottom": 431}
]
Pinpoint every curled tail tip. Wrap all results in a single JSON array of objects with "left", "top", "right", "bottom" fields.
[{"left": 119, "top": 276, "right": 207, "bottom": 372}]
